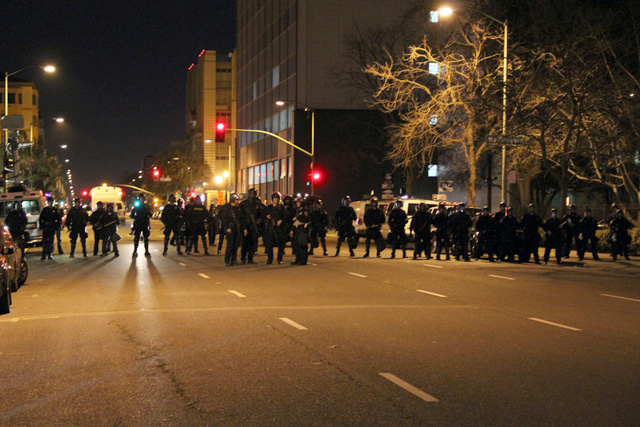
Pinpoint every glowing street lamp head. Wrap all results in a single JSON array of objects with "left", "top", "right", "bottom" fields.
[
  {"left": 43, "top": 65, "right": 56, "bottom": 73},
  {"left": 275, "top": 100, "right": 285, "bottom": 106},
  {"left": 222, "top": 171, "right": 230, "bottom": 179},
  {"left": 439, "top": 7, "right": 453, "bottom": 16},
  {"left": 215, "top": 176, "right": 223, "bottom": 184},
  {"left": 55, "top": 117, "right": 64, "bottom": 123}
]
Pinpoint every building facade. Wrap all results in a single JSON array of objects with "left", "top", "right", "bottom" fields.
[
  {"left": 236, "top": 0, "right": 419, "bottom": 211},
  {"left": 1, "top": 78, "right": 41, "bottom": 143},
  {"left": 186, "top": 50, "right": 237, "bottom": 205}
]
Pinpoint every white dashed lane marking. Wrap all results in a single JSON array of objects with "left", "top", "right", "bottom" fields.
[
  {"left": 488, "top": 274, "right": 515, "bottom": 281},
  {"left": 198, "top": 273, "right": 210, "bottom": 279},
  {"left": 228, "top": 290, "right": 246, "bottom": 298},
  {"left": 528, "top": 318, "right": 581, "bottom": 332},
  {"left": 423, "top": 264, "right": 443, "bottom": 269},
  {"left": 279, "top": 317, "right": 308, "bottom": 330},
  {"left": 379, "top": 373, "right": 439, "bottom": 403},
  {"left": 601, "top": 294, "right": 640, "bottom": 303},
  {"left": 178, "top": 262, "right": 187, "bottom": 267},
  {"left": 416, "top": 290, "right": 448, "bottom": 298},
  {"left": 348, "top": 272, "right": 367, "bottom": 278}
]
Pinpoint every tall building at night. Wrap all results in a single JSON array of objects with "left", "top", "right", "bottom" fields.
[
  {"left": 236, "top": 0, "right": 420, "bottom": 211},
  {"left": 186, "top": 49, "right": 237, "bottom": 205},
  {"left": 1, "top": 78, "right": 41, "bottom": 143}
]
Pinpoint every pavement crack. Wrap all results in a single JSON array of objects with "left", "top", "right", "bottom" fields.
[{"left": 110, "top": 321, "right": 205, "bottom": 416}]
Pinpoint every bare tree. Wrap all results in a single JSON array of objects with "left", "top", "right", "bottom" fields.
[{"left": 364, "top": 22, "right": 504, "bottom": 204}]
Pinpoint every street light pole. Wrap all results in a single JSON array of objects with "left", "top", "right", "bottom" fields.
[
  {"left": 439, "top": 8, "right": 508, "bottom": 204},
  {"left": 275, "top": 100, "right": 315, "bottom": 194}
]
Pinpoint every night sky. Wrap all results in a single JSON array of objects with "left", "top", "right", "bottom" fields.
[{"left": 1, "top": 0, "right": 236, "bottom": 193}]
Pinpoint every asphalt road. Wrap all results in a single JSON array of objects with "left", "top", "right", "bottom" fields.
[{"left": 1, "top": 221, "right": 639, "bottom": 426}]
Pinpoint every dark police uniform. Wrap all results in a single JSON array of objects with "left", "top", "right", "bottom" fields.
[
  {"left": 475, "top": 211, "right": 495, "bottom": 261},
  {"left": 410, "top": 208, "right": 432, "bottom": 259},
  {"left": 264, "top": 200, "right": 287, "bottom": 264},
  {"left": 543, "top": 213, "right": 563, "bottom": 265},
  {"left": 184, "top": 200, "right": 209, "bottom": 255},
  {"left": 308, "top": 204, "right": 329, "bottom": 256},
  {"left": 609, "top": 213, "right": 632, "bottom": 261},
  {"left": 520, "top": 211, "right": 543, "bottom": 263},
  {"left": 161, "top": 200, "right": 183, "bottom": 255},
  {"left": 364, "top": 205, "right": 386, "bottom": 258},
  {"left": 99, "top": 208, "right": 120, "bottom": 257},
  {"left": 131, "top": 201, "right": 153, "bottom": 256},
  {"left": 432, "top": 207, "right": 451, "bottom": 260},
  {"left": 39, "top": 204, "right": 61, "bottom": 259},
  {"left": 388, "top": 205, "right": 408, "bottom": 259},
  {"left": 291, "top": 203, "right": 310, "bottom": 265},
  {"left": 498, "top": 212, "right": 519, "bottom": 262},
  {"left": 450, "top": 207, "right": 471, "bottom": 261},
  {"left": 334, "top": 201, "right": 357, "bottom": 257},
  {"left": 577, "top": 212, "right": 599, "bottom": 261},
  {"left": 67, "top": 205, "right": 89, "bottom": 257},
  {"left": 240, "top": 193, "right": 262, "bottom": 264},
  {"left": 89, "top": 206, "right": 105, "bottom": 256},
  {"left": 6, "top": 206, "right": 27, "bottom": 243},
  {"left": 221, "top": 198, "right": 245, "bottom": 265},
  {"left": 561, "top": 208, "right": 581, "bottom": 258}
]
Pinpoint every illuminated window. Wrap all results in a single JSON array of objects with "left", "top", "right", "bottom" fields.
[
  {"left": 272, "top": 65, "right": 280, "bottom": 87},
  {"left": 430, "top": 115, "right": 438, "bottom": 125},
  {"left": 429, "top": 62, "right": 439, "bottom": 75},
  {"left": 430, "top": 11, "right": 439, "bottom": 22},
  {"left": 428, "top": 165, "right": 438, "bottom": 177}
]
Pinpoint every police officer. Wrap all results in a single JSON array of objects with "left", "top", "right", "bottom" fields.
[
  {"left": 334, "top": 196, "right": 357, "bottom": 257},
  {"left": 39, "top": 197, "right": 61, "bottom": 260},
  {"left": 291, "top": 198, "right": 310, "bottom": 265},
  {"left": 283, "top": 195, "right": 296, "bottom": 255},
  {"left": 239, "top": 188, "right": 262, "bottom": 265},
  {"left": 221, "top": 193, "right": 245, "bottom": 266},
  {"left": 264, "top": 192, "right": 287, "bottom": 264},
  {"left": 498, "top": 207, "right": 519, "bottom": 262},
  {"left": 161, "top": 194, "right": 183, "bottom": 255},
  {"left": 6, "top": 202, "right": 27, "bottom": 244},
  {"left": 89, "top": 202, "right": 106, "bottom": 256},
  {"left": 308, "top": 200, "right": 329, "bottom": 256},
  {"left": 99, "top": 203, "right": 120, "bottom": 257},
  {"left": 66, "top": 198, "right": 89, "bottom": 258},
  {"left": 520, "top": 204, "right": 543, "bottom": 264},
  {"left": 475, "top": 206, "right": 496, "bottom": 261},
  {"left": 577, "top": 208, "right": 599, "bottom": 261},
  {"left": 543, "top": 208, "right": 563, "bottom": 265},
  {"left": 216, "top": 203, "right": 226, "bottom": 254},
  {"left": 562, "top": 204, "right": 581, "bottom": 258},
  {"left": 450, "top": 202, "right": 471, "bottom": 261},
  {"left": 131, "top": 195, "right": 153, "bottom": 257},
  {"left": 410, "top": 203, "right": 432, "bottom": 260},
  {"left": 609, "top": 209, "right": 632, "bottom": 261},
  {"left": 363, "top": 197, "right": 386, "bottom": 258},
  {"left": 387, "top": 200, "right": 407, "bottom": 259},
  {"left": 433, "top": 202, "right": 451, "bottom": 260}
]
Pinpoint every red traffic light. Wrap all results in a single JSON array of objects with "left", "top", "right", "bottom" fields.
[
  {"left": 215, "top": 121, "right": 227, "bottom": 142},
  {"left": 81, "top": 190, "right": 88, "bottom": 197},
  {"left": 153, "top": 170, "right": 160, "bottom": 177},
  {"left": 312, "top": 172, "right": 321, "bottom": 181}
]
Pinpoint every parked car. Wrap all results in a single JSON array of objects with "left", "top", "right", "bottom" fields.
[
  {"left": 0, "top": 222, "right": 29, "bottom": 293},
  {"left": 0, "top": 190, "right": 47, "bottom": 247},
  {"left": 354, "top": 198, "right": 441, "bottom": 240},
  {"left": 0, "top": 257, "right": 11, "bottom": 314}
]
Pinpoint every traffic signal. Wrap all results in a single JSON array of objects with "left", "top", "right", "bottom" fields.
[
  {"left": 152, "top": 168, "right": 161, "bottom": 181},
  {"left": 81, "top": 190, "right": 88, "bottom": 197},
  {"left": 215, "top": 121, "right": 226, "bottom": 142},
  {"left": 312, "top": 171, "right": 321, "bottom": 182}
]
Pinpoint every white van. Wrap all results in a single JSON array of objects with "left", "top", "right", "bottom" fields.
[
  {"left": 353, "top": 198, "right": 440, "bottom": 239},
  {"left": 90, "top": 186, "right": 126, "bottom": 224},
  {"left": 0, "top": 190, "right": 47, "bottom": 246}
]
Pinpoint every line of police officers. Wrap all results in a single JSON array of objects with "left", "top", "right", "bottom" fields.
[
  {"left": 18, "top": 192, "right": 632, "bottom": 265},
  {"left": 357, "top": 197, "right": 633, "bottom": 264}
]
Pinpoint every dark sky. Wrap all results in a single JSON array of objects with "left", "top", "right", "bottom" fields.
[{"left": 1, "top": 0, "right": 236, "bottom": 192}]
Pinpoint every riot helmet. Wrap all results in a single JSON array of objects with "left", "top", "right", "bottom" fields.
[
  {"left": 248, "top": 188, "right": 257, "bottom": 199},
  {"left": 168, "top": 194, "right": 176, "bottom": 203},
  {"left": 342, "top": 196, "right": 352, "bottom": 207},
  {"left": 395, "top": 200, "right": 404, "bottom": 209}
]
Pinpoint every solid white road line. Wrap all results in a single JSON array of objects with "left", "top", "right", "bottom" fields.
[
  {"left": 198, "top": 273, "right": 210, "bottom": 279},
  {"left": 528, "top": 318, "right": 582, "bottom": 332},
  {"left": 279, "top": 317, "right": 308, "bottom": 330},
  {"left": 423, "top": 264, "right": 444, "bottom": 269},
  {"left": 228, "top": 290, "right": 246, "bottom": 298},
  {"left": 488, "top": 274, "right": 515, "bottom": 281},
  {"left": 416, "top": 290, "right": 448, "bottom": 298},
  {"left": 348, "top": 272, "right": 368, "bottom": 278},
  {"left": 379, "top": 373, "right": 439, "bottom": 403},
  {"left": 178, "top": 262, "right": 187, "bottom": 267},
  {"left": 601, "top": 294, "right": 640, "bottom": 303}
]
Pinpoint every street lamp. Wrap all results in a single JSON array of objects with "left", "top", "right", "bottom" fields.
[
  {"left": 439, "top": 6, "right": 508, "bottom": 204},
  {"left": 30, "top": 116, "right": 64, "bottom": 143},
  {"left": 276, "top": 100, "right": 316, "bottom": 194}
]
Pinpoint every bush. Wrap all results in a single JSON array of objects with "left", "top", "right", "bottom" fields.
[{"left": 595, "top": 227, "right": 640, "bottom": 255}]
